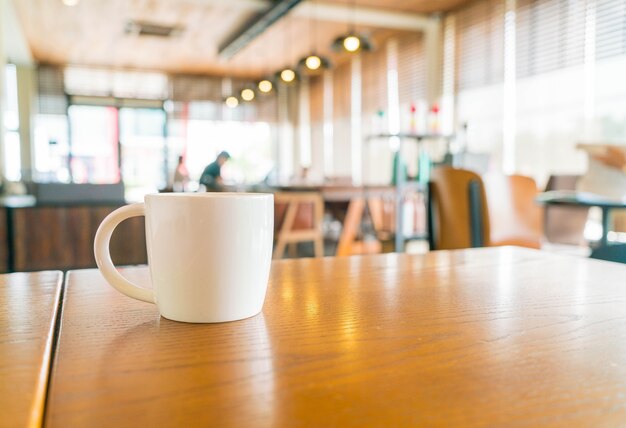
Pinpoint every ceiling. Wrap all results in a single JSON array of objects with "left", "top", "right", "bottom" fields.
[{"left": 11, "top": 0, "right": 471, "bottom": 78}]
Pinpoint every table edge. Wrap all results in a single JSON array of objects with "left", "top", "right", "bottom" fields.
[{"left": 30, "top": 270, "right": 64, "bottom": 428}]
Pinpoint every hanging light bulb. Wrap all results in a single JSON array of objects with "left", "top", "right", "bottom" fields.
[
  {"left": 331, "top": 34, "right": 372, "bottom": 53},
  {"left": 225, "top": 96, "right": 239, "bottom": 108},
  {"left": 305, "top": 55, "right": 322, "bottom": 71},
  {"left": 258, "top": 79, "right": 273, "bottom": 93},
  {"left": 280, "top": 68, "right": 296, "bottom": 83},
  {"left": 343, "top": 35, "right": 361, "bottom": 52},
  {"left": 241, "top": 88, "right": 255, "bottom": 101}
]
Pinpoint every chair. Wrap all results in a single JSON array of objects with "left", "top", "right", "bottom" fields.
[
  {"left": 483, "top": 174, "right": 543, "bottom": 249},
  {"left": 273, "top": 192, "right": 324, "bottom": 259},
  {"left": 543, "top": 175, "right": 589, "bottom": 245},
  {"left": 427, "top": 167, "right": 490, "bottom": 250}
]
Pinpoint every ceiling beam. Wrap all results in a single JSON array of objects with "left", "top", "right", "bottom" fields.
[
  {"left": 293, "top": 2, "right": 438, "bottom": 32},
  {"left": 185, "top": 0, "right": 270, "bottom": 12},
  {"left": 218, "top": 0, "right": 303, "bottom": 60}
]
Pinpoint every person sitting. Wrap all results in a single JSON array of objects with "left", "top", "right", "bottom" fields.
[{"left": 199, "top": 151, "right": 231, "bottom": 191}]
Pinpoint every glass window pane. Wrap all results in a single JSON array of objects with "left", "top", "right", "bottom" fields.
[
  {"left": 186, "top": 120, "right": 274, "bottom": 185},
  {"left": 68, "top": 105, "right": 120, "bottom": 184},
  {"left": 4, "top": 131, "right": 21, "bottom": 182},
  {"left": 119, "top": 108, "right": 166, "bottom": 201},
  {"left": 34, "top": 114, "right": 70, "bottom": 182},
  {"left": 4, "top": 64, "right": 19, "bottom": 131}
]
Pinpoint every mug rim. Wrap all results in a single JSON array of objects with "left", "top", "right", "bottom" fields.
[{"left": 145, "top": 192, "right": 272, "bottom": 200}]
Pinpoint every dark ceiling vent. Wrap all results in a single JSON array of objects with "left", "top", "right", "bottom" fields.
[{"left": 125, "top": 20, "right": 184, "bottom": 38}]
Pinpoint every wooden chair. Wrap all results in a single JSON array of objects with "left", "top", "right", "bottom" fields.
[
  {"left": 483, "top": 174, "right": 543, "bottom": 249},
  {"left": 427, "top": 167, "right": 490, "bottom": 250},
  {"left": 273, "top": 192, "right": 324, "bottom": 259}
]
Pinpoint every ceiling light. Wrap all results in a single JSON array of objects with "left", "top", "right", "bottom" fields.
[
  {"left": 241, "top": 88, "right": 255, "bottom": 101},
  {"left": 225, "top": 96, "right": 239, "bottom": 108},
  {"left": 331, "top": 34, "right": 373, "bottom": 53},
  {"left": 305, "top": 55, "right": 321, "bottom": 70},
  {"left": 280, "top": 68, "right": 296, "bottom": 83},
  {"left": 343, "top": 36, "right": 360, "bottom": 52},
  {"left": 62, "top": 0, "right": 80, "bottom": 5},
  {"left": 297, "top": 55, "right": 331, "bottom": 74},
  {"left": 258, "top": 79, "right": 273, "bottom": 93}
]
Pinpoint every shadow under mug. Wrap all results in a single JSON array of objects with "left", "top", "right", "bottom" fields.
[{"left": 94, "top": 193, "right": 274, "bottom": 323}]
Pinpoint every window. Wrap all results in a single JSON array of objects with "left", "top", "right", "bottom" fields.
[
  {"left": 4, "top": 64, "right": 21, "bottom": 181},
  {"left": 34, "top": 115, "right": 70, "bottom": 182},
  {"left": 454, "top": 0, "right": 505, "bottom": 161},
  {"left": 68, "top": 105, "right": 119, "bottom": 184},
  {"left": 514, "top": 0, "right": 588, "bottom": 180},
  {"left": 397, "top": 32, "right": 427, "bottom": 134},
  {"left": 185, "top": 120, "right": 273, "bottom": 184},
  {"left": 361, "top": 43, "right": 388, "bottom": 136},
  {"left": 449, "top": 0, "right": 626, "bottom": 183},
  {"left": 594, "top": 0, "right": 626, "bottom": 141},
  {"left": 119, "top": 108, "right": 167, "bottom": 200},
  {"left": 332, "top": 62, "right": 352, "bottom": 177},
  {"left": 64, "top": 67, "right": 168, "bottom": 100},
  {"left": 35, "top": 65, "right": 68, "bottom": 182},
  {"left": 168, "top": 99, "right": 275, "bottom": 187}
]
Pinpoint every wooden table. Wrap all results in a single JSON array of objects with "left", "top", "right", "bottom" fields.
[
  {"left": 45, "top": 247, "right": 626, "bottom": 426},
  {"left": 0, "top": 271, "right": 62, "bottom": 428},
  {"left": 276, "top": 184, "right": 421, "bottom": 256},
  {"left": 537, "top": 190, "right": 626, "bottom": 246}
]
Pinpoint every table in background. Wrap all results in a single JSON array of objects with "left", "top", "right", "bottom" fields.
[
  {"left": 537, "top": 190, "right": 626, "bottom": 246},
  {"left": 276, "top": 184, "right": 424, "bottom": 256},
  {"left": 46, "top": 247, "right": 626, "bottom": 426},
  {"left": 0, "top": 271, "right": 62, "bottom": 427}
]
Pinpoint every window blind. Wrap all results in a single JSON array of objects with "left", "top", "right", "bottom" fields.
[
  {"left": 170, "top": 75, "right": 223, "bottom": 102},
  {"left": 309, "top": 75, "right": 324, "bottom": 124},
  {"left": 361, "top": 44, "right": 388, "bottom": 117},
  {"left": 455, "top": 0, "right": 505, "bottom": 90},
  {"left": 38, "top": 65, "right": 67, "bottom": 115},
  {"left": 64, "top": 66, "right": 168, "bottom": 99},
  {"left": 255, "top": 93, "right": 278, "bottom": 123},
  {"left": 596, "top": 0, "right": 626, "bottom": 60},
  {"left": 516, "top": 0, "right": 586, "bottom": 79},
  {"left": 397, "top": 33, "right": 426, "bottom": 107},
  {"left": 333, "top": 62, "right": 351, "bottom": 120},
  {"left": 332, "top": 62, "right": 351, "bottom": 175}
]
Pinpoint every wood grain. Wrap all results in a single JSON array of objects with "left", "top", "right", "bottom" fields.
[
  {"left": 0, "top": 271, "right": 63, "bottom": 428},
  {"left": 46, "top": 247, "right": 626, "bottom": 426}
]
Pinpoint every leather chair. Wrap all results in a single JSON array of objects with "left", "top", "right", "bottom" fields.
[
  {"left": 427, "top": 167, "right": 490, "bottom": 250},
  {"left": 483, "top": 174, "right": 543, "bottom": 249}
]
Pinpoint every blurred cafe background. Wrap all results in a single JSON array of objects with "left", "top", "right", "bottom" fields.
[{"left": 1, "top": 0, "right": 626, "bottom": 271}]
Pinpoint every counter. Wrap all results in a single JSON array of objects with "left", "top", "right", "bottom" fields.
[{"left": 0, "top": 197, "right": 146, "bottom": 272}]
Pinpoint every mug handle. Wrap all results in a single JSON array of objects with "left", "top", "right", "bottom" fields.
[{"left": 94, "top": 203, "right": 155, "bottom": 304}]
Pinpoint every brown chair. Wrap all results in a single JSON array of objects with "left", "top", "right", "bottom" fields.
[
  {"left": 483, "top": 174, "right": 543, "bottom": 249},
  {"left": 273, "top": 192, "right": 324, "bottom": 259},
  {"left": 428, "top": 167, "right": 490, "bottom": 250}
]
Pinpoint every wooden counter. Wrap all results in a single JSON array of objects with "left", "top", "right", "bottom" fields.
[{"left": 1, "top": 203, "right": 147, "bottom": 272}]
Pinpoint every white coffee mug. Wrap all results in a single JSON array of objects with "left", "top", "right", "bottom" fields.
[{"left": 94, "top": 193, "right": 274, "bottom": 323}]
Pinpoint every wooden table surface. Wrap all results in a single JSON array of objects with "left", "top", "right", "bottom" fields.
[
  {"left": 0, "top": 271, "right": 62, "bottom": 428},
  {"left": 46, "top": 247, "right": 626, "bottom": 426}
]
